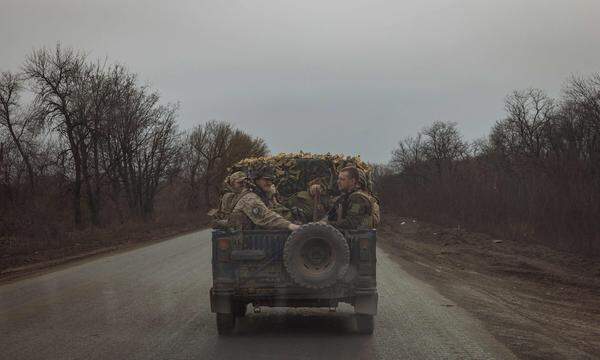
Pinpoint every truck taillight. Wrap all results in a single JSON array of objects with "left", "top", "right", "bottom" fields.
[
  {"left": 218, "top": 238, "right": 230, "bottom": 251},
  {"left": 359, "top": 238, "right": 369, "bottom": 250}
]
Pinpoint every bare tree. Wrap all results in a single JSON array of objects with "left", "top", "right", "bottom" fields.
[
  {"left": 469, "top": 137, "right": 491, "bottom": 158},
  {"left": 496, "top": 88, "right": 555, "bottom": 160},
  {"left": 421, "top": 121, "right": 467, "bottom": 175},
  {"left": 185, "top": 120, "right": 268, "bottom": 209},
  {"left": 133, "top": 104, "right": 181, "bottom": 218},
  {"left": 562, "top": 74, "right": 600, "bottom": 172},
  {"left": 23, "top": 44, "right": 88, "bottom": 224},
  {"left": 390, "top": 134, "right": 424, "bottom": 173},
  {"left": 96, "top": 65, "right": 141, "bottom": 221},
  {"left": 0, "top": 71, "right": 37, "bottom": 190},
  {"left": 188, "top": 121, "right": 232, "bottom": 208},
  {"left": 96, "top": 65, "right": 181, "bottom": 219},
  {"left": 69, "top": 61, "right": 112, "bottom": 224}
]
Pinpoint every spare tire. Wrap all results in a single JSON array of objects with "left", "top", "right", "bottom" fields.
[{"left": 283, "top": 223, "right": 350, "bottom": 289}]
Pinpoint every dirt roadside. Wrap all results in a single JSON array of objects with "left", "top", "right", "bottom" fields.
[
  {"left": 0, "top": 218, "right": 207, "bottom": 283},
  {"left": 379, "top": 214, "right": 600, "bottom": 359}
]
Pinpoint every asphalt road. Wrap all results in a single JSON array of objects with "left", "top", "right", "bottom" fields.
[{"left": 0, "top": 230, "right": 515, "bottom": 360}]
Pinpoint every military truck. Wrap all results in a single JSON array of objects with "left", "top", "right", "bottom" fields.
[
  {"left": 209, "top": 224, "right": 378, "bottom": 335},
  {"left": 209, "top": 153, "right": 378, "bottom": 335}
]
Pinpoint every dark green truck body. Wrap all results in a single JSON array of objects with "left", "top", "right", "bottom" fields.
[{"left": 209, "top": 228, "right": 378, "bottom": 333}]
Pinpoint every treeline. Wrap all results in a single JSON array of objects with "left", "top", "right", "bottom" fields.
[
  {"left": 377, "top": 74, "right": 600, "bottom": 254},
  {"left": 3, "top": 44, "right": 597, "bottom": 263},
  {"left": 0, "top": 44, "right": 266, "bottom": 263}
]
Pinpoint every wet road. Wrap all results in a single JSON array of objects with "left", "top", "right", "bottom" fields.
[{"left": 0, "top": 230, "right": 515, "bottom": 359}]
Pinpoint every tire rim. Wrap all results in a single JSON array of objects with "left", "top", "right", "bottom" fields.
[{"left": 299, "top": 237, "right": 336, "bottom": 275}]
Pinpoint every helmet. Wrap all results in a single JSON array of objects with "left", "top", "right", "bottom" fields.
[
  {"left": 228, "top": 171, "right": 247, "bottom": 184},
  {"left": 251, "top": 166, "right": 276, "bottom": 181}
]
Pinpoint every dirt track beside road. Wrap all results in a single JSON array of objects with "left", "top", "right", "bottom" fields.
[{"left": 379, "top": 214, "right": 600, "bottom": 360}]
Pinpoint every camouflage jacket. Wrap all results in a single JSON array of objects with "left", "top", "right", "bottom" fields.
[
  {"left": 219, "top": 192, "right": 238, "bottom": 217},
  {"left": 285, "top": 190, "right": 331, "bottom": 222},
  {"left": 327, "top": 189, "right": 375, "bottom": 230},
  {"left": 229, "top": 189, "right": 292, "bottom": 230}
]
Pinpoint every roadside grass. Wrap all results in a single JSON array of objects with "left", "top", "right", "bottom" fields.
[{"left": 1, "top": 212, "right": 208, "bottom": 277}]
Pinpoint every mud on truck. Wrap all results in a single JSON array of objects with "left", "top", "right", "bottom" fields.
[{"left": 209, "top": 153, "right": 378, "bottom": 335}]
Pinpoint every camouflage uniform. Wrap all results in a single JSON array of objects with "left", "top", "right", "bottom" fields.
[
  {"left": 219, "top": 192, "right": 238, "bottom": 216},
  {"left": 267, "top": 185, "right": 296, "bottom": 221},
  {"left": 229, "top": 189, "right": 293, "bottom": 230},
  {"left": 247, "top": 167, "right": 298, "bottom": 223},
  {"left": 285, "top": 190, "right": 331, "bottom": 222},
  {"left": 280, "top": 177, "right": 330, "bottom": 222},
  {"left": 210, "top": 171, "right": 248, "bottom": 229},
  {"left": 327, "top": 188, "right": 376, "bottom": 230}
]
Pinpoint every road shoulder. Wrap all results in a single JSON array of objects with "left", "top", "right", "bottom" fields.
[{"left": 379, "top": 214, "right": 600, "bottom": 360}]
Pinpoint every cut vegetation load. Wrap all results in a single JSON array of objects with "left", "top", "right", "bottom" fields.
[{"left": 229, "top": 152, "right": 375, "bottom": 197}]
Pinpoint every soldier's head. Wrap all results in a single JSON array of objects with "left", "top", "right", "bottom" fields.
[
  {"left": 252, "top": 167, "right": 276, "bottom": 193},
  {"left": 308, "top": 177, "right": 324, "bottom": 197},
  {"left": 228, "top": 171, "right": 248, "bottom": 192},
  {"left": 337, "top": 166, "right": 360, "bottom": 192}
]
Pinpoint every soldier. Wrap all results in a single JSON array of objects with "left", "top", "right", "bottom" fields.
[
  {"left": 252, "top": 167, "right": 308, "bottom": 223},
  {"left": 249, "top": 167, "right": 285, "bottom": 209},
  {"left": 284, "top": 178, "right": 331, "bottom": 222},
  {"left": 220, "top": 171, "right": 248, "bottom": 214},
  {"left": 229, "top": 167, "right": 300, "bottom": 231},
  {"left": 322, "top": 166, "right": 379, "bottom": 230},
  {"left": 307, "top": 177, "right": 333, "bottom": 221},
  {"left": 209, "top": 171, "right": 248, "bottom": 229}
]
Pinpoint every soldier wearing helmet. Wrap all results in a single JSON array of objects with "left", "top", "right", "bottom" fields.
[
  {"left": 209, "top": 171, "right": 249, "bottom": 228},
  {"left": 228, "top": 167, "right": 300, "bottom": 231},
  {"left": 220, "top": 171, "right": 248, "bottom": 214}
]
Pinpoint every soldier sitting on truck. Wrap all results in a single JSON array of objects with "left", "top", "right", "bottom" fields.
[
  {"left": 284, "top": 177, "right": 332, "bottom": 222},
  {"left": 322, "top": 166, "right": 380, "bottom": 230},
  {"left": 228, "top": 167, "right": 301, "bottom": 231},
  {"left": 209, "top": 171, "right": 248, "bottom": 229}
]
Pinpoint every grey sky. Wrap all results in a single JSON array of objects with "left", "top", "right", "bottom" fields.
[{"left": 2, "top": 0, "right": 599, "bottom": 162}]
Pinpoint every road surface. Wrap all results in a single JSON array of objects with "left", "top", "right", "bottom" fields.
[{"left": 0, "top": 230, "right": 515, "bottom": 359}]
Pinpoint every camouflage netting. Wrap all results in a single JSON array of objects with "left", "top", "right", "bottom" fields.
[{"left": 229, "top": 152, "right": 374, "bottom": 198}]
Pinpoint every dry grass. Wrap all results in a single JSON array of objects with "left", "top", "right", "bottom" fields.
[{"left": 1, "top": 211, "right": 207, "bottom": 273}]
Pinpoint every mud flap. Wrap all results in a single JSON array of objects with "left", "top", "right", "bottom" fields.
[
  {"left": 354, "top": 293, "right": 378, "bottom": 315},
  {"left": 210, "top": 288, "right": 233, "bottom": 313}
]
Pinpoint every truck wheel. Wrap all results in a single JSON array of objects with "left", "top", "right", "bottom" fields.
[
  {"left": 233, "top": 302, "right": 247, "bottom": 317},
  {"left": 356, "top": 314, "right": 374, "bottom": 335},
  {"left": 284, "top": 223, "right": 350, "bottom": 289},
  {"left": 216, "top": 313, "right": 235, "bottom": 335}
]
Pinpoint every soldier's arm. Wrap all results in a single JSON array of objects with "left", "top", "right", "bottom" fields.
[
  {"left": 324, "top": 195, "right": 341, "bottom": 222},
  {"left": 329, "top": 193, "right": 372, "bottom": 230},
  {"left": 215, "top": 193, "right": 234, "bottom": 218},
  {"left": 219, "top": 193, "right": 232, "bottom": 211},
  {"left": 238, "top": 193, "right": 294, "bottom": 230}
]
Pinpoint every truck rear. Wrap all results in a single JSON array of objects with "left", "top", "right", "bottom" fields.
[{"left": 209, "top": 223, "right": 378, "bottom": 335}]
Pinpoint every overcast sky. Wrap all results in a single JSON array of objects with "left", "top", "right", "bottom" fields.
[{"left": 2, "top": 0, "right": 599, "bottom": 162}]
